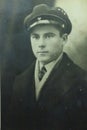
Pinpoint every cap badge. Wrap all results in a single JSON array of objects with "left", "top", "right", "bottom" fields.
[{"left": 37, "top": 17, "right": 42, "bottom": 21}]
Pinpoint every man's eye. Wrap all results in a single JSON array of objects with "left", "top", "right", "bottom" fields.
[
  {"left": 46, "top": 34, "right": 55, "bottom": 38},
  {"left": 31, "top": 35, "right": 39, "bottom": 39}
]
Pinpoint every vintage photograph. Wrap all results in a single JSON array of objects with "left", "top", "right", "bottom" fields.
[{"left": 1, "top": 0, "right": 87, "bottom": 130}]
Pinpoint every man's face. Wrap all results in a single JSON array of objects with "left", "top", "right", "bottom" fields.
[{"left": 30, "top": 24, "right": 67, "bottom": 65}]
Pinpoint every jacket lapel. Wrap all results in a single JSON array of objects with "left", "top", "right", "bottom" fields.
[{"left": 37, "top": 53, "right": 75, "bottom": 104}]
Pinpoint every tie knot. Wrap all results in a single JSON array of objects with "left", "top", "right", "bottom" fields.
[{"left": 38, "top": 66, "right": 47, "bottom": 81}]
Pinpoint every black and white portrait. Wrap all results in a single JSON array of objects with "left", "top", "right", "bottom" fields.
[{"left": 1, "top": 0, "right": 87, "bottom": 130}]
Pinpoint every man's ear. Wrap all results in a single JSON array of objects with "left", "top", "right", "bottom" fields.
[{"left": 62, "top": 33, "right": 68, "bottom": 42}]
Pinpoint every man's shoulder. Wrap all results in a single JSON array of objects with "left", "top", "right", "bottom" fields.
[
  {"left": 59, "top": 53, "right": 87, "bottom": 87},
  {"left": 17, "top": 61, "right": 35, "bottom": 79},
  {"left": 62, "top": 53, "right": 87, "bottom": 75},
  {"left": 13, "top": 62, "right": 35, "bottom": 91},
  {"left": 61, "top": 53, "right": 87, "bottom": 100}
]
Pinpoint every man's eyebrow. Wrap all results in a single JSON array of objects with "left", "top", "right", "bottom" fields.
[
  {"left": 31, "top": 32, "right": 56, "bottom": 35},
  {"left": 45, "top": 32, "right": 55, "bottom": 34},
  {"left": 44, "top": 32, "right": 56, "bottom": 35}
]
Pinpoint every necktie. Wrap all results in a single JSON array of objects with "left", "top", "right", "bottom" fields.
[{"left": 38, "top": 66, "right": 47, "bottom": 81}]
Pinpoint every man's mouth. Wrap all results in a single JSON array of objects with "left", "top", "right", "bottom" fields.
[{"left": 37, "top": 51, "right": 48, "bottom": 53}]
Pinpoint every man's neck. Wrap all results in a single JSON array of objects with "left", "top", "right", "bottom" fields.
[{"left": 38, "top": 53, "right": 63, "bottom": 71}]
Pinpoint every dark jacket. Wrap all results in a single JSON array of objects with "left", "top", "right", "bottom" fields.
[{"left": 7, "top": 53, "right": 87, "bottom": 130}]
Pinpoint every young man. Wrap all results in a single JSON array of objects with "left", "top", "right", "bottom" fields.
[{"left": 8, "top": 4, "right": 87, "bottom": 130}]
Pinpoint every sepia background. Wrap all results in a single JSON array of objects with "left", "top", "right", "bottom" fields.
[
  {"left": 1, "top": 0, "right": 87, "bottom": 129},
  {"left": 56, "top": 0, "right": 87, "bottom": 71}
]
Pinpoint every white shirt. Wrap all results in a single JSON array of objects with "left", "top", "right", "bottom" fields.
[{"left": 34, "top": 53, "right": 63, "bottom": 100}]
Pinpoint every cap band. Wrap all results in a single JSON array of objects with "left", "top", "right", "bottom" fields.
[{"left": 28, "top": 19, "right": 65, "bottom": 30}]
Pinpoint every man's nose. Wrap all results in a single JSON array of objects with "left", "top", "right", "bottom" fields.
[{"left": 38, "top": 37, "right": 45, "bottom": 48}]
